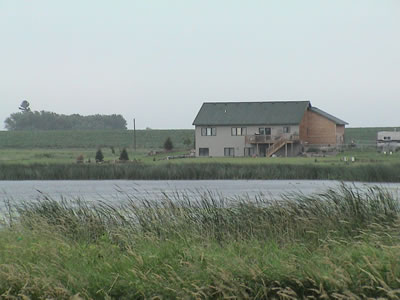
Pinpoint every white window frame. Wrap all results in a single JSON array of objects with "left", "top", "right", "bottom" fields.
[
  {"left": 231, "top": 127, "right": 247, "bottom": 136},
  {"left": 201, "top": 127, "right": 216, "bottom": 136},
  {"left": 258, "top": 127, "right": 271, "bottom": 135}
]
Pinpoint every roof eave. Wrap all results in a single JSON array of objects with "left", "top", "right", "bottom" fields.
[
  {"left": 193, "top": 122, "right": 301, "bottom": 126},
  {"left": 310, "top": 107, "right": 348, "bottom": 126}
]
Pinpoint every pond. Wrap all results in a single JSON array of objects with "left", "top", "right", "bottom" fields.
[{"left": 1, "top": 180, "right": 399, "bottom": 205}]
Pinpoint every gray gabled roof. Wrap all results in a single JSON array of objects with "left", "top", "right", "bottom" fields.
[
  {"left": 310, "top": 107, "right": 348, "bottom": 125},
  {"left": 192, "top": 101, "right": 311, "bottom": 126}
]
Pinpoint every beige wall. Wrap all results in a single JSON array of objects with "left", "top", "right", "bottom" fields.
[{"left": 195, "top": 125, "right": 299, "bottom": 157}]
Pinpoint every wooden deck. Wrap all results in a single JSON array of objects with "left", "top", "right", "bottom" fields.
[{"left": 245, "top": 134, "right": 300, "bottom": 157}]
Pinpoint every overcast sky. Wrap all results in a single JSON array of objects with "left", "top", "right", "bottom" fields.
[{"left": 1, "top": 1, "right": 399, "bottom": 129}]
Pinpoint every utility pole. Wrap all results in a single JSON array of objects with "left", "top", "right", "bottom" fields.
[{"left": 133, "top": 118, "right": 136, "bottom": 151}]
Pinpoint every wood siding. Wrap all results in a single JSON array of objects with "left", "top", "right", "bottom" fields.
[
  {"left": 299, "top": 110, "right": 341, "bottom": 145},
  {"left": 336, "top": 125, "right": 345, "bottom": 144}
]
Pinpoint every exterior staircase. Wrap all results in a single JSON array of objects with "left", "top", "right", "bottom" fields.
[{"left": 265, "top": 137, "right": 288, "bottom": 157}]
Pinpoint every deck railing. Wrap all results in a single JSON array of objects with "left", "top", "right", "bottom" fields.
[{"left": 245, "top": 134, "right": 300, "bottom": 144}]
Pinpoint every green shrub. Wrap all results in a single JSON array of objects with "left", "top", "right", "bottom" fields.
[
  {"left": 306, "top": 147, "right": 319, "bottom": 153},
  {"left": 164, "top": 137, "right": 173, "bottom": 151},
  {"left": 119, "top": 148, "right": 129, "bottom": 161},
  {"left": 76, "top": 154, "right": 84, "bottom": 164},
  {"left": 95, "top": 149, "right": 104, "bottom": 162}
]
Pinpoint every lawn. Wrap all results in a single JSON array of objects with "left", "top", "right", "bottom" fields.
[{"left": 0, "top": 147, "right": 398, "bottom": 166}]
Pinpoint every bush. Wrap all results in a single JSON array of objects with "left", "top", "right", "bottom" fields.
[
  {"left": 95, "top": 149, "right": 104, "bottom": 163},
  {"left": 306, "top": 147, "right": 319, "bottom": 153},
  {"left": 164, "top": 137, "right": 173, "bottom": 151},
  {"left": 76, "top": 154, "right": 84, "bottom": 164},
  {"left": 119, "top": 148, "right": 129, "bottom": 161}
]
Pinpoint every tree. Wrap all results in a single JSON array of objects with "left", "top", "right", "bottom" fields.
[
  {"left": 4, "top": 110, "right": 128, "bottom": 131},
  {"left": 164, "top": 137, "right": 173, "bottom": 151},
  {"left": 95, "top": 149, "right": 104, "bottom": 162},
  {"left": 183, "top": 137, "right": 192, "bottom": 149},
  {"left": 19, "top": 100, "right": 31, "bottom": 112},
  {"left": 119, "top": 148, "right": 129, "bottom": 161}
]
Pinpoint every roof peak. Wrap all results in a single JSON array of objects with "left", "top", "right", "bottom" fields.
[{"left": 203, "top": 100, "right": 310, "bottom": 104}]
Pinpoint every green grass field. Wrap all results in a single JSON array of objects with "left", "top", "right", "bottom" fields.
[
  {"left": 1, "top": 185, "right": 400, "bottom": 298},
  {"left": 1, "top": 126, "right": 399, "bottom": 149},
  {"left": 0, "top": 129, "right": 194, "bottom": 149}
]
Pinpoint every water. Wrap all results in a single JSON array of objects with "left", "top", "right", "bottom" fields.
[{"left": 1, "top": 180, "right": 400, "bottom": 205}]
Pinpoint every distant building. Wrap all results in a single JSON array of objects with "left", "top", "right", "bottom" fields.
[
  {"left": 377, "top": 131, "right": 400, "bottom": 151},
  {"left": 192, "top": 101, "right": 348, "bottom": 157}
]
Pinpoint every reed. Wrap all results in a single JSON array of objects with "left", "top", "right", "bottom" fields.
[
  {"left": 1, "top": 185, "right": 400, "bottom": 298},
  {"left": 1, "top": 162, "right": 400, "bottom": 181}
]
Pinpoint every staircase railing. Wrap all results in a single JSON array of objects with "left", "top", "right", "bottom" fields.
[{"left": 265, "top": 137, "right": 287, "bottom": 157}]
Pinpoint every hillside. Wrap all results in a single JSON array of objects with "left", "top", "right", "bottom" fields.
[{"left": 0, "top": 129, "right": 194, "bottom": 149}]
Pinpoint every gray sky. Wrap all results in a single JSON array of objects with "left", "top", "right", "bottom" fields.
[{"left": 1, "top": 0, "right": 399, "bottom": 129}]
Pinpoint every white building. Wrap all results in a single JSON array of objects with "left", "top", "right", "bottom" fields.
[{"left": 377, "top": 131, "right": 400, "bottom": 151}]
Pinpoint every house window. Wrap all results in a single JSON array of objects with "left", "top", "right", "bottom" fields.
[
  {"left": 283, "top": 127, "right": 290, "bottom": 133},
  {"left": 244, "top": 147, "right": 255, "bottom": 157},
  {"left": 199, "top": 148, "right": 209, "bottom": 156},
  {"left": 224, "top": 147, "right": 235, "bottom": 157},
  {"left": 258, "top": 128, "right": 271, "bottom": 135},
  {"left": 231, "top": 127, "right": 247, "bottom": 136},
  {"left": 201, "top": 127, "right": 216, "bottom": 136},
  {"left": 384, "top": 136, "right": 391, "bottom": 140}
]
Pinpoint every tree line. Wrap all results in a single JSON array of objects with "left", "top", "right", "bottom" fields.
[{"left": 5, "top": 110, "right": 127, "bottom": 130}]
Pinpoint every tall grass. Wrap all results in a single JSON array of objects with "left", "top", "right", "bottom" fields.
[
  {"left": 1, "top": 162, "right": 400, "bottom": 181},
  {"left": 1, "top": 185, "right": 400, "bottom": 298}
]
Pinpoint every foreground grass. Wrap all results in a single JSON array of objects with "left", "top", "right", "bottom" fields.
[{"left": 1, "top": 185, "right": 400, "bottom": 298}]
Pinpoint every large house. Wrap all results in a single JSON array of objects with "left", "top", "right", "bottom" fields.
[{"left": 192, "top": 101, "right": 348, "bottom": 157}]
